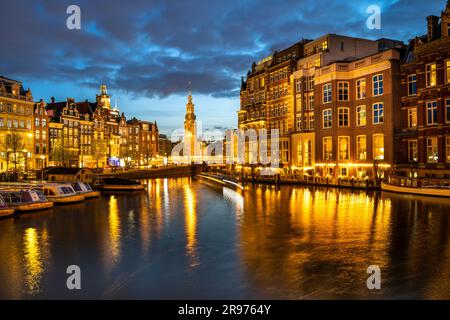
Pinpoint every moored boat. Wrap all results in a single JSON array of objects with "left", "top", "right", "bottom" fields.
[
  {"left": 38, "top": 183, "right": 85, "bottom": 204},
  {"left": 381, "top": 182, "right": 450, "bottom": 198},
  {"left": 0, "top": 189, "right": 54, "bottom": 212},
  {"left": 101, "top": 178, "right": 145, "bottom": 191},
  {"left": 71, "top": 182, "right": 101, "bottom": 199},
  {"left": 0, "top": 195, "right": 15, "bottom": 218}
]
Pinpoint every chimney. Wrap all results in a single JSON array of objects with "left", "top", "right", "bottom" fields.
[{"left": 427, "top": 15, "right": 440, "bottom": 41}]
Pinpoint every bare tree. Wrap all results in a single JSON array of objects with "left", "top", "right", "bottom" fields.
[{"left": 3, "top": 131, "right": 25, "bottom": 179}]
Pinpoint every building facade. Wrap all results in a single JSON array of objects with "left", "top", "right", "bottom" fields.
[
  {"left": 0, "top": 76, "right": 35, "bottom": 175},
  {"left": 395, "top": 2, "right": 450, "bottom": 178},
  {"left": 314, "top": 49, "right": 402, "bottom": 179},
  {"left": 238, "top": 34, "right": 401, "bottom": 176},
  {"left": 46, "top": 85, "right": 159, "bottom": 169}
]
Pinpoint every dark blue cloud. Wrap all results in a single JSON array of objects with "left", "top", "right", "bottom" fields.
[{"left": 0, "top": 0, "right": 447, "bottom": 101}]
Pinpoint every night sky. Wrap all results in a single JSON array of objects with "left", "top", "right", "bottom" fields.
[{"left": 0, "top": 0, "right": 446, "bottom": 135}]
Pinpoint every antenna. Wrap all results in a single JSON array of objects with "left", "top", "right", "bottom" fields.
[{"left": 188, "top": 81, "right": 192, "bottom": 95}]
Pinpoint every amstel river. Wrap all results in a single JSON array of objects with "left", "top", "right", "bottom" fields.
[{"left": 0, "top": 177, "right": 449, "bottom": 299}]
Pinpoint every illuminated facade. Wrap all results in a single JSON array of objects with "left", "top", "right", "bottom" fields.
[
  {"left": 314, "top": 48, "right": 402, "bottom": 178},
  {"left": 239, "top": 34, "right": 397, "bottom": 175},
  {"left": 46, "top": 85, "right": 159, "bottom": 169},
  {"left": 34, "top": 99, "right": 49, "bottom": 170},
  {"left": 395, "top": 1, "right": 450, "bottom": 178},
  {"left": 0, "top": 76, "right": 35, "bottom": 174}
]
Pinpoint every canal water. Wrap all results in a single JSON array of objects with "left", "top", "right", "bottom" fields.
[{"left": 0, "top": 177, "right": 449, "bottom": 299}]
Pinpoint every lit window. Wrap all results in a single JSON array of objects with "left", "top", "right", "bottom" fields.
[
  {"left": 356, "top": 105, "right": 366, "bottom": 126},
  {"left": 338, "top": 108, "right": 349, "bottom": 127},
  {"left": 323, "top": 83, "right": 332, "bottom": 103},
  {"left": 373, "top": 74, "right": 384, "bottom": 96},
  {"left": 373, "top": 103, "right": 384, "bottom": 124},
  {"left": 408, "top": 108, "right": 417, "bottom": 128},
  {"left": 300, "top": 140, "right": 310, "bottom": 166},
  {"left": 314, "top": 58, "right": 321, "bottom": 67},
  {"left": 408, "top": 74, "right": 417, "bottom": 96},
  {"left": 447, "top": 137, "right": 450, "bottom": 163},
  {"left": 338, "top": 82, "right": 349, "bottom": 101},
  {"left": 446, "top": 99, "right": 450, "bottom": 123},
  {"left": 426, "top": 63, "right": 437, "bottom": 87},
  {"left": 296, "top": 113, "right": 302, "bottom": 131},
  {"left": 323, "top": 109, "right": 332, "bottom": 128},
  {"left": 426, "top": 101, "right": 438, "bottom": 125},
  {"left": 408, "top": 140, "right": 418, "bottom": 162},
  {"left": 322, "top": 41, "right": 328, "bottom": 51},
  {"left": 308, "top": 95, "right": 314, "bottom": 110},
  {"left": 373, "top": 134, "right": 384, "bottom": 160},
  {"left": 356, "top": 135, "right": 367, "bottom": 160},
  {"left": 446, "top": 61, "right": 450, "bottom": 84},
  {"left": 340, "top": 167, "right": 348, "bottom": 177},
  {"left": 427, "top": 137, "right": 438, "bottom": 163},
  {"left": 323, "top": 136, "right": 333, "bottom": 160},
  {"left": 356, "top": 79, "right": 366, "bottom": 100},
  {"left": 338, "top": 136, "right": 350, "bottom": 161},
  {"left": 308, "top": 113, "right": 314, "bottom": 130}
]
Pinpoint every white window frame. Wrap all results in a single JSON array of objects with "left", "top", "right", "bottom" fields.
[
  {"left": 407, "top": 108, "right": 417, "bottom": 128},
  {"left": 373, "top": 134, "right": 385, "bottom": 161},
  {"left": 338, "top": 136, "right": 350, "bottom": 161},
  {"left": 426, "top": 63, "right": 437, "bottom": 88},
  {"left": 356, "top": 79, "right": 366, "bottom": 100},
  {"left": 372, "top": 74, "right": 384, "bottom": 96},
  {"left": 427, "top": 137, "right": 438, "bottom": 163},
  {"left": 323, "top": 109, "right": 332, "bottom": 128},
  {"left": 338, "top": 107, "right": 349, "bottom": 127},
  {"left": 337, "top": 82, "right": 349, "bottom": 101},
  {"left": 373, "top": 103, "right": 384, "bottom": 124},
  {"left": 356, "top": 105, "right": 366, "bottom": 126},
  {"left": 356, "top": 135, "right": 367, "bottom": 160},
  {"left": 323, "top": 83, "right": 332, "bottom": 104},
  {"left": 426, "top": 101, "right": 438, "bottom": 125},
  {"left": 407, "top": 74, "right": 417, "bottom": 96}
]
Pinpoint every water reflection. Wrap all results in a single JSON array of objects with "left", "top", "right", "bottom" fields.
[
  {"left": 0, "top": 179, "right": 449, "bottom": 299},
  {"left": 184, "top": 183, "right": 198, "bottom": 267},
  {"left": 23, "top": 227, "right": 50, "bottom": 296},
  {"left": 108, "top": 196, "right": 121, "bottom": 263}
]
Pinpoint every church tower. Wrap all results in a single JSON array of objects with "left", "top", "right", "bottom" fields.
[
  {"left": 96, "top": 84, "right": 111, "bottom": 109},
  {"left": 184, "top": 90, "right": 197, "bottom": 158}
]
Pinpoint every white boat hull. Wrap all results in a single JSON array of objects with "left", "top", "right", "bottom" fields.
[{"left": 381, "top": 182, "right": 450, "bottom": 198}]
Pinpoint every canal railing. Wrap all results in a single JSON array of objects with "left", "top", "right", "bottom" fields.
[{"left": 235, "top": 174, "right": 380, "bottom": 190}]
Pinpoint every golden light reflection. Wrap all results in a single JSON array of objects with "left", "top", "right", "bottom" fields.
[
  {"left": 223, "top": 187, "right": 244, "bottom": 221},
  {"left": 184, "top": 184, "right": 198, "bottom": 267},
  {"left": 240, "top": 186, "right": 394, "bottom": 298},
  {"left": 23, "top": 228, "right": 46, "bottom": 295},
  {"left": 108, "top": 195, "right": 121, "bottom": 262}
]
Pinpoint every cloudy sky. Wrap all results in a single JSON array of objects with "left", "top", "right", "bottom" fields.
[{"left": 0, "top": 0, "right": 447, "bottom": 135}]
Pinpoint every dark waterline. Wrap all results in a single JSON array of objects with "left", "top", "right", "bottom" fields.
[{"left": 0, "top": 177, "right": 449, "bottom": 299}]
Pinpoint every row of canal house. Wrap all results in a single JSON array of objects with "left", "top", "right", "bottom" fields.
[
  {"left": 0, "top": 79, "right": 159, "bottom": 175},
  {"left": 239, "top": 1, "right": 450, "bottom": 179}
]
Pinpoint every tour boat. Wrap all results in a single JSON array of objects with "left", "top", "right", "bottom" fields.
[
  {"left": 0, "top": 189, "right": 54, "bottom": 212},
  {"left": 101, "top": 178, "right": 145, "bottom": 191},
  {"left": 71, "top": 182, "right": 101, "bottom": 199},
  {"left": 38, "top": 183, "right": 85, "bottom": 204},
  {"left": 0, "top": 195, "right": 15, "bottom": 218},
  {"left": 381, "top": 182, "right": 450, "bottom": 198}
]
